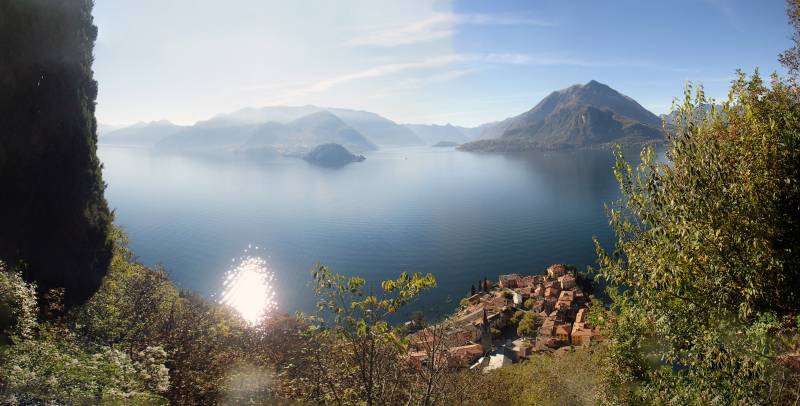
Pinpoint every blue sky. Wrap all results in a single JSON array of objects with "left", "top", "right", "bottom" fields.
[{"left": 93, "top": 0, "right": 792, "bottom": 127}]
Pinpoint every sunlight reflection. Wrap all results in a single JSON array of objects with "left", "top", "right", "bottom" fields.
[{"left": 220, "top": 249, "right": 277, "bottom": 325}]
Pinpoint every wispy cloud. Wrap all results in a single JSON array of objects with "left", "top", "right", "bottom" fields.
[
  {"left": 256, "top": 52, "right": 694, "bottom": 106},
  {"left": 265, "top": 53, "right": 567, "bottom": 103},
  {"left": 309, "top": 55, "right": 467, "bottom": 91},
  {"left": 257, "top": 55, "right": 469, "bottom": 105},
  {"left": 466, "top": 53, "right": 690, "bottom": 71},
  {"left": 347, "top": 13, "right": 554, "bottom": 47}
]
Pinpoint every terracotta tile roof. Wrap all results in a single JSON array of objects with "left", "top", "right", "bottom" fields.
[{"left": 547, "top": 264, "right": 568, "bottom": 278}]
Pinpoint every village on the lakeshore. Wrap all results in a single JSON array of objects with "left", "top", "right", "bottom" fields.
[{"left": 405, "top": 264, "right": 603, "bottom": 372}]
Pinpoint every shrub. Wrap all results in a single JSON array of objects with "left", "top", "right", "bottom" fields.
[
  {"left": 595, "top": 73, "right": 800, "bottom": 403},
  {"left": 1, "top": 328, "right": 167, "bottom": 404},
  {"left": 0, "top": 263, "right": 37, "bottom": 343}
]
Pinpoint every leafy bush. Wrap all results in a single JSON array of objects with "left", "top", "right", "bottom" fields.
[
  {"left": 594, "top": 72, "right": 800, "bottom": 404},
  {"left": 0, "top": 326, "right": 167, "bottom": 404},
  {"left": 0, "top": 263, "right": 37, "bottom": 343}
]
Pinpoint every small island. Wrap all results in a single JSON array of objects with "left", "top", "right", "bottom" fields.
[
  {"left": 303, "top": 143, "right": 366, "bottom": 167},
  {"left": 432, "top": 140, "right": 460, "bottom": 147}
]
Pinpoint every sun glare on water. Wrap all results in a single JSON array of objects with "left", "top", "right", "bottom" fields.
[{"left": 220, "top": 248, "right": 277, "bottom": 325}]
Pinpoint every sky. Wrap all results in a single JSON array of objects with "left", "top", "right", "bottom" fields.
[{"left": 93, "top": 0, "right": 793, "bottom": 127}]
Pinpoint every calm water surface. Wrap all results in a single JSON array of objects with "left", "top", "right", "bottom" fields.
[{"left": 99, "top": 146, "right": 641, "bottom": 319}]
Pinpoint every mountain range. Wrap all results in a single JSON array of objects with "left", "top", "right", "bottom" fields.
[
  {"left": 100, "top": 106, "right": 424, "bottom": 155},
  {"left": 458, "top": 80, "right": 663, "bottom": 151},
  {"left": 99, "top": 81, "right": 666, "bottom": 154},
  {"left": 401, "top": 123, "right": 481, "bottom": 145}
]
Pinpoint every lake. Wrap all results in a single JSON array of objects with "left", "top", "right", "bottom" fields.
[{"left": 98, "top": 145, "right": 642, "bottom": 321}]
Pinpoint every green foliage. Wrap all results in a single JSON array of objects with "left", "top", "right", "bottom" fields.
[
  {"left": 76, "top": 228, "right": 256, "bottom": 404},
  {"left": 473, "top": 348, "right": 603, "bottom": 405},
  {"left": 76, "top": 229, "right": 179, "bottom": 351},
  {"left": 1, "top": 326, "right": 168, "bottom": 404},
  {"left": 594, "top": 72, "right": 800, "bottom": 404},
  {"left": 0, "top": 0, "right": 113, "bottom": 307},
  {"left": 517, "top": 312, "right": 541, "bottom": 338},
  {"left": 0, "top": 263, "right": 38, "bottom": 344},
  {"left": 779, "top": 0, "right": 800, "bottom": 79},
  {"left": 0, "top": 258, "right": 169, "bottom": 404},
  {"left": 511, "top": 310, "right": 526, "bottom": 324},
  {"left": 290, "top": 265, "right": 437, "bottom": 405},
  {"left": 523, "top": 298, "right": 536, "bottom": 310}
]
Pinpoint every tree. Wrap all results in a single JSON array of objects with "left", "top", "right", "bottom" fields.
[
  {"left": 523, "top": 298, "right": 536, "bottom": 310},
  {"left": 516, "top": 312, "right": 541, "bottom": 338},
  {"left": 779, "top": 0, "right": 800, "bottom": 79},
  {"left": 289, "top": 265, "right": 437, "bottom": 405},
  {"left": 405, "top": 320, "right": 460, "bottom": 406},
  {"left": 594, "top": 73, "right": 800, "bottom": 403},
  {"left": 74, "top": 228, "right": 256, "bottom": 404},
  {"left": 511, "top": 310, "right": 526, "bottom": 324},
  {"left": 0, "top": 0, "right": 112, "bottom": 308},
  {"left": 470, "top": 285, "right": 476, "bottom": 296}
]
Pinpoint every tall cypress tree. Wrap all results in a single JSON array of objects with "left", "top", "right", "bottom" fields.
[{"left": 0, "top": 0, "right": 112, "bottom": 308}]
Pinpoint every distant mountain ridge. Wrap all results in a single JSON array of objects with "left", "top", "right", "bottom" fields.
[
  {"left": 243, "top": 111, "right": 376, "bottom": 153},
  {"left": 203, "top": 105, "right": 424, "bottom": 147},
  {"left": 460, "top": 80, "right": 664, "bottom": 151},
  {"left": 100, "top": 106, "right": 423, "bottom": 153},
  {"left": 100, "top": 81, "right": 665, "bottom": 154},
  {"left": 403, "top": 123, "right": 479, "bottom": 145},
  {"left": 100, "top": 120, "right": 185, "bottom": 146}
]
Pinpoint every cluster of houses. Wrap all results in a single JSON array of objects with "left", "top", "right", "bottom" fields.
[
  {"left": 501, "top": 264, "right": 602, "bottom": 349},
  {"left": 405, "top": 264, "right": 602, "bottom": 373}
]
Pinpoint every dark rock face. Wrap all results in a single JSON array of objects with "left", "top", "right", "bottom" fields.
[
  {"left": 303, "top": 143, "right": 366, "bottom": 167},
  {"left": 460, "top": 80, "right": 664, "bottom": 151}
]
